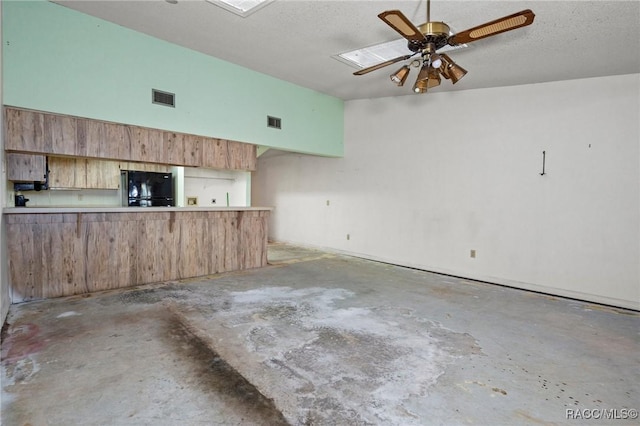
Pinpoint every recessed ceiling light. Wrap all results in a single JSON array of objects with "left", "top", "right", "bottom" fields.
[
  {"left": 205, "top": 0, "right": 274, "bottom": 17},
  {"left": 335, "top": 38, "right": 468, "bottom": 70}
]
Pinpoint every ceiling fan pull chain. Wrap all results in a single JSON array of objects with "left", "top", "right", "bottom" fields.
[{"left": 540, "top": 150, "right": 546, "bottom": 176}]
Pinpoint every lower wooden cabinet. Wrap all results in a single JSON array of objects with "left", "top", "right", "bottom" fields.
[{"left": 5, "top": 210, "right": 270, "bottom": 302}]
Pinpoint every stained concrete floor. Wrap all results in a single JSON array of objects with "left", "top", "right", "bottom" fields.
[{"left": 1, "top": 243, "right": 638, "bottom": 425}]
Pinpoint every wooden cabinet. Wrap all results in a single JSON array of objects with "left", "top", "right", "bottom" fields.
[
  {"left": 5, "top": 209, "right": 270, "bottom": 302},
  {"left": 49, "top": 156, "right": 120, "bottom": 189},
  {"left": 48, "top": 157, "right": 81, "bottom": 188},
  {"left": 183, "top": 134, "right": 203, "bottom": 166},
  {"left": 4, "top": 108, "right": 45, "bottom": 152},
  {"left": 163, "top": 131, "right": 185, "bottom": 165},
  {"left": 228, "top": 140, "right": 257, "bottom": 170},
  {"left": 85, "top": 158, "right": 120, "bottom": 189},
  {"left": 202, "top": 138, "right": 228, "bottom": 169},
  {"left": 6, "top": 153, "right": 47, "bottom": 182},
  {"left": 45, "top": 113, "right": 77, "bottom": 156},
  {"left": 4, "top": 107, "right": 257, "bottom": 171},
  {"left": 130, "top": 126, "right": 163, "bottom": 163}
]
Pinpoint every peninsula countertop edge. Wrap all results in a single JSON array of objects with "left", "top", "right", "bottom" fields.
[{"left": 3, "top": 206, "right": 274, "bottom": 214}]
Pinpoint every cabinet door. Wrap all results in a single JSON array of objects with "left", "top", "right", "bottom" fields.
[
  {"left": 44, "top": 113, "right": 77, "bottom": 156},
  {"left": 85, "top": 159, "right": 120, "bottom": 189},
  {"left": 48, "top": 157, "right": 119, "bottom": 189},
  {"left": 48, "top": 157, "right": 81, "bottom": 188},
  {"left": 130, "top": 126, "right": 164, "bottom": 163},
  {"left": 104, "top": 122, "right": 131, "bottom": 160},
  {"left": 202, "top": 138, "right": 228, "bottom": 169},
  {"left": 227, "top": 141, "right": 257, "bottom": 171},
  {"left": 77, "top": 118, "right": 110, "bottom": 158},
  {"left": 6, "top": 153, "right": 47, "bottom": 182},
  {"left": 163, "top": 132, "right": 185, "bottom": 165},
  {"left": 183, "top": 134, "right": 203, "bottom": 166},
  {"left": 4, "top": 108, "right": 47, "bottom": 152}
]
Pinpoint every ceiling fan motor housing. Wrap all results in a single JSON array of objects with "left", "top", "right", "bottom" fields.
[{"left": 407, "top": 21, "right": 450, "bottom": 52}]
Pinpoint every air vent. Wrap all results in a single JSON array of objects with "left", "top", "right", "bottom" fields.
[
  {"left": 267, "top": 116, "right": 282, "bottom": 129},
  {"left": 152, "top": 89, "right": 175, "bottom": 107}
]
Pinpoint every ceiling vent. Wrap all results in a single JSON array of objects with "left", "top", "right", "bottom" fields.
[
  {"left": 152, "top": 89, "right": 175, "bottom": 107},
  {"left": 205, "top": 0, "right": 273, "bottom": 18},
  {"left": 267, "top": 116, "right": 282, "bottom": 129}
]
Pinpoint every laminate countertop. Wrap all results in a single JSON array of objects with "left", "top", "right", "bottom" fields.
[{"left": 3, "top": 206, "right": 273, "bottom": 214}]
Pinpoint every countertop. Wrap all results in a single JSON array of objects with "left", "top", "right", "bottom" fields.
[{"left": 3, "top": 206, "right": 273, "bottom": 214}]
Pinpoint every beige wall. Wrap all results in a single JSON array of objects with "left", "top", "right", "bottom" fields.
[{"left": 253, "top": 74, "right": 640, "bottom": 310}]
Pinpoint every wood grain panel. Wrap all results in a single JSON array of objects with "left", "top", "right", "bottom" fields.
[
  {"left": 43, "top": 220, "right": 86, "bottom": 298},
  {"left": 5, "top": 107, "right": 257, "bottom": 171},
  {"left": 6, "top": 209, "right": 269, "bottom": 302},
  {"left": 6, "top": 153, "right": 47, "bottom": 182},
  {"left": 163, "top": 131, "right": 185, "bottom": 165},
  {"left": 4, "top": 108, "right": 46, "bottom": 152},
  {"left": 84, "top": 219, "right": 137, "bottom": 291},
  {"left": 225, "top": 140, "right": 257, "bottom": 171},
  {"left": 177, "top": 217, "right": 210, "bottom": 278},
  {"left": 6, "top": 223, "right": 45, "bottom": 302},
  {"left": 104, "top": 122, "right": 129, "bottom": 160},
  {"left": 136, "top": 216, "right": 179, "bottom": 284},
  {"left": 120, "top": 162, "right": 170, "bottom": 173},
  {"left": 239, "top": 211, "right": 269, "bottom": 269},
  {"left": 129, "top": 127, "right": 164, "bottom": 163},
  {"left": 222, "top": 212, "right": 240, "bottom": 272},
  {"left": 183, "top": 134, "right": 203, "bottom": 166},
  {"left": 78, "top": 118, "right": 109, "bottom": 158},
  {"left": 202, "top": 138, "right": 228, "bottom": 169},
  {"left": 85, "top": 159, "right": 120, "bottom": 189},
  {"left": 48, "top": 157, "right": 80, "bottom": 188},
  {"left": 44, "top": 113, "right": 77, "bottom": 156}
]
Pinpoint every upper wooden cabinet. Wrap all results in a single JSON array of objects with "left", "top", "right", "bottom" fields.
[
  {"left": 4, "top": 107, "right": 257, "bottom": 171},
  {"left": 4, "top": 108, "right": 46, "bottom": 152},
  {"left": 48, "top": 157, "right": 120, "bottom": 189},
  {"left": 129, "top": 126, "right": 163, "bottom": 163}
]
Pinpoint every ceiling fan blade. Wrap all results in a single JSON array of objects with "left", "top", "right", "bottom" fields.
[
  {"left": 378, "top": 10, "right": 427, "bottom": 43},
  {"left": 353, "top": 54, "right": 413, "bottom": 76},
  {"left": 448, "top": 9, "right": 535, "bottom": 45}
]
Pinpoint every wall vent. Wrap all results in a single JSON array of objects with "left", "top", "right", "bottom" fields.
[
  {"left": 152, "top": 89, "right": 175, "bottom": 107},
  {"left": 267, "top": 115, "right": 282, "bottom": 129}
]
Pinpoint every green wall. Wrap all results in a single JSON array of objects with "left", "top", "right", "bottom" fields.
[{"left": 2, "top": 0, "right": 343, "bottom": 157}]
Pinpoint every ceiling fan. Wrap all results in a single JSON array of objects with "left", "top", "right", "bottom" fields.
[{"left": 354, "top": 0, "right": 535, "bottom": 94}]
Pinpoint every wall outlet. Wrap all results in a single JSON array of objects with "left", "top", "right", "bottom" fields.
[
  {"left": 326, "top": 200, "right": 330, "bottom": 206},
  {"left": 347, "top": 234, "right": 350, "bottom": 240},
  {"left": 470, "top": 249, "right": 476, "bottom": 258},
  {"left": 187, "top": 197, "right": 198, "bottom": 206}
]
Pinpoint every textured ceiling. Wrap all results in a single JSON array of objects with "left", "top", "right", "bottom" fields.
[{"left": 52, "top": 0, "right": 640, "bottom": 100}]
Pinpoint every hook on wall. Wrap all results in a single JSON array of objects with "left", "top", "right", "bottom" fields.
[{"left": 540, "top": 150, "right": 546, "bottom": 176}]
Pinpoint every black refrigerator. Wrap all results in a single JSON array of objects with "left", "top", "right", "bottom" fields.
[{"left": 122, "top": 170, "right": 174, "bottom": 207}]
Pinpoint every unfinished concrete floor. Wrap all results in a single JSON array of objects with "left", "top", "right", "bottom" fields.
[{"left": 2, "top": 243, "right": 638, "bottom": 425}]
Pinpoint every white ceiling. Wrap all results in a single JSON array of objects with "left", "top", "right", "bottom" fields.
[{"left": 53, "top": 0, "right": 640, "bottom": 100}]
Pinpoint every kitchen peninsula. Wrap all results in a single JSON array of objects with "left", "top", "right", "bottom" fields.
[
  {"left": 4, "top": 206, "right": 271, "bottom": 303},
  {"left": 4, "top": 106, "right": 271, "bottom": 303}
]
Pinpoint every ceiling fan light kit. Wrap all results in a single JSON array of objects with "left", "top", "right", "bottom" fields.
[
  {"left": 390, "top": 65, "right": 411, "bottom": 86},
  {"left": 354, "top": 0, "right": 535, "bottom": 95}
]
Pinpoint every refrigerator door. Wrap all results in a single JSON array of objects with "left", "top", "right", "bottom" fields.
[{"left": 125, "top": 171, "right": 174, "bottom": 207}]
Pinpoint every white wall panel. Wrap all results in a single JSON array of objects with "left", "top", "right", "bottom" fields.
[{"left": 253, "top": 74, "right": 640, "bottom": 310}]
